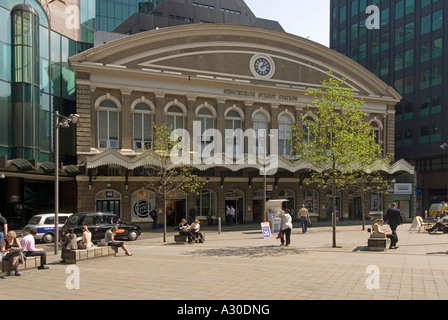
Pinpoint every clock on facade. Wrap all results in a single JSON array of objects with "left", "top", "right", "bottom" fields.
[
  {"left": 250, "top": 55, "right": 274, "bottom": 78},
  {"left": 254, "top": 57, "right": 271, "bottom": 76}
]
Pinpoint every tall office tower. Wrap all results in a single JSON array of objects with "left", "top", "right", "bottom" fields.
[
  {"left": 110, "top": 0, "right": 284, "bottom": 35},
  {"left": 330, "top": 0, "right": 447, "bottom": 213}
]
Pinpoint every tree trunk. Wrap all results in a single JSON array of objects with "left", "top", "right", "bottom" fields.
[
  {"left": 332, "top": 179, "right": 337, "bottom": 248},
  {"left": 163, "top": 189, "right": 167, "bottom": 243}
]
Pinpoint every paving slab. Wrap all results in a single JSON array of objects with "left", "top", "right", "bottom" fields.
[{"left": 1, "top": 222, "right": 448, "bottom": 301}]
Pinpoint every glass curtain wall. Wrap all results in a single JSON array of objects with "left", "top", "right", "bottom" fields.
[{"left": 11, "top": 4, "right": 40, "bottom": 160}]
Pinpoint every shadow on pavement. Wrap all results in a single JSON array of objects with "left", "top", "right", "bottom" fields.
[{"left": 187, "top": 245, "right": 308, "bottom": 258}]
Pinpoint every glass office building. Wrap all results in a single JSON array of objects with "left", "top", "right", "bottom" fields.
[
  {"left": 0, "top": 0, "right": 93, "bottom": 228},
  {"left": 330, "top": 0, "right": 447, "bottom": 212}
]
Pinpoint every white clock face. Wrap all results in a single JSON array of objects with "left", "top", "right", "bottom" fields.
[{"left": 254, "top": 58, "right": 271, "bottom": 76}]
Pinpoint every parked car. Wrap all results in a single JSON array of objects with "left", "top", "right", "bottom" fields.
[
  {"left": 22, "top": 213, "right": 73, "bottom": 243},
  {"left": 60, "top": 212, "right": 141, "bottom": 242}
]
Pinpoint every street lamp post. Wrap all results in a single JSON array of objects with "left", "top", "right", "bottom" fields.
[
  {"left": 262, "top": 133, "right": 274, "bottom": 223},
  {"left": 441, "top": 143, "right": 448, "bottom": 203},
  {"left": 54, "top": 111, "right": 79, "bottom": 255}
]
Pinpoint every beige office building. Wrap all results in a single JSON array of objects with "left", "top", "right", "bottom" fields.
[{"left": 70, "top": 24, "right": 414, "bottom": 227}]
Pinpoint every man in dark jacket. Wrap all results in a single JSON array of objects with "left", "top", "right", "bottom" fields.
[{"left": 384, "top": 203, "right": 403, "bottom": 249}]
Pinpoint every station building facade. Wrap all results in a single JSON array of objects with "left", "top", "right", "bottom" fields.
[{"left": 70, "top": 24, "right": 415, "bottom": 227}]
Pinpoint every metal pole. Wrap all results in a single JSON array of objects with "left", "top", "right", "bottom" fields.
[
  {"left": 54, "top": 111, "right": 59, "bottom": 255},
  {"left": 218, "top": 217, "right": 221, "bottom": 234},
  {"left": 263, "top": 162, "right": 267, "bottom": 223}
]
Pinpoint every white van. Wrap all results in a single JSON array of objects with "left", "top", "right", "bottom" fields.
[{"left": 22, "top": 213, "right": 72, "bottom": 243}]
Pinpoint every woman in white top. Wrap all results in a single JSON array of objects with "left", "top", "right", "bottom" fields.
[
  {"left": 280, "top": 210, "right": 293, "bottom": 246},
  {"left": 82, "top": 225, "right": 94, "bottom": 248}
]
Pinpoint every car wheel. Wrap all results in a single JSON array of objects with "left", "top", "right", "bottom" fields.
[
  {"left": 128, "top": 230, "right": 139, "bottom": 241},
  {"left": 42, "top": 232, "right": 55, "bottom": 243}
]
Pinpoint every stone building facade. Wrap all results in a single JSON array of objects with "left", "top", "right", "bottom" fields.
[{"left": 70, "top": 24, "right": 414, "bottom": 228}]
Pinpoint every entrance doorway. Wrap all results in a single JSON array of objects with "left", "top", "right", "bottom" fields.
[
  {"left": 166, "top": 190, "right": 187, "bottom": 226},
  {"left": 96, "top": 190, "right": 121, "bottom": 217},
  {"left": 395, "top": 200, "right": 410, "bottom": 219},
  {"left": 225, "top": 189, "right": 244, "bottom": 224},
  {"left": 252, "top": 189, "right": 270, "bottom": 223}
]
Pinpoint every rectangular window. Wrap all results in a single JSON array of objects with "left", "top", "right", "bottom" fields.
[
  {"left": 432, "top": 10, "right": 443, "bottom": 31},
  {"left": 381, "top": 8, "right": 390, "bottom": 26},
  {"left": 420, "top": 97, "right": 430, "bottom": 117},
  {"left": 433, "top": 38, "right": 443, "bottom": 58},
  {"left": 339, "top": 29, "right": 346, "bottom": 45},
  {"left": 421, "top": 14, "right": 431, "bottom": 34},
  {"left": 394, "top": 78, "right": 403, "bottom": 94},
  {"left": 380, "top": 33, "right": 389, "bottom": 52},
  {"left": 432, "top": 66, "right": 442, "bottom": 87},
  {"left": 395, "top": 0, "right": 404, "bottom": 19},
  {"left": 404, "top": 49, "right": 414, "bottom": 68},
  {"left": 395, "top": 26, "right": 404, "bottom": 45},
  {"left": 404, "top": 75, "right": 414, "bottom": 94},
  {"left": 351, "top": 0, "right": 358, "bottom": 16},
  {"left": 405, "top": 0, "right": 415, "bottom": 15},
  {"left": 404, "top": 22, "right": 414, "bottom": 42},
  {"left": 420, "top": 70, "right": 431, "bottom": 89},
  {"left": 394, "top": 52, "right": 404, "bottom": 71},
  {"left": 420, "top": 42, "right": 431, "bottom": 62},
  {"left": 340, "top": 6, "right": 346, "bottom": 22}
]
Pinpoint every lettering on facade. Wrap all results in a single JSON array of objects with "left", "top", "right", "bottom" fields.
[{"left": 224, "top": 89, "right": 298, "bottom": 102}]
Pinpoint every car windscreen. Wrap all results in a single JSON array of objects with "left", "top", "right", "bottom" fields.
[
  {"left": 65, "top": 215, "right": 80, "bottom": 226},
  {"left": 27, "top": 216, "right": 41, "bottom": 225}
]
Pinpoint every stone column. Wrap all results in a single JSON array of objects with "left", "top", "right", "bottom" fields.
[
  {"left": 120, "top": 89, "right": 133, "bottom": 150},
  {"left": 154, "top": 92, "right": 165, "bottom": 126}
]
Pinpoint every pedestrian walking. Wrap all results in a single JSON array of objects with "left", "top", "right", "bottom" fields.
[
  {"left": 279, "top": 210, "right": 293, "bottom": 246},
  {"left": 383, "top": 203, "right": 403, "bottom": 248},
  {"left": 226, "top": 205, "right": 230, "bottom": 226},
  {"left": 150, "top": 209, "right": 158, "bottom": 229},
  {"left": 229, "top": 205, "right": 235, "bottom": 225},
  {"left": 297, "top": 204, "right": 310, "bottom": 234}
]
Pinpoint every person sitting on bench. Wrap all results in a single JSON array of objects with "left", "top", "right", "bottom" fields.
[
  {"left": 372, "top": 219, "right": 398, "bottom": 249},
  {"left": 427, "top": 214, "right": 448, "bottom": 233},
  {"left": 178, "top": 219, "right": 194, "bottom": 244},
  {"left": 190, "top": 219, "right": 204, "bottom": 243}
]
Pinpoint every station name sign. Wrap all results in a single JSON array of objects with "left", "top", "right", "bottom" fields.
[{"left": 224, "top": 89, "right": 299, "bottom": 102}]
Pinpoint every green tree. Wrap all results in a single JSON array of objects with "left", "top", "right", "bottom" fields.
[
  {"left": 144, "top": 122, "right": 206, "bottom": 242},
  {"left": 290, "top": 72, "right": 391, "bottom": 247}
]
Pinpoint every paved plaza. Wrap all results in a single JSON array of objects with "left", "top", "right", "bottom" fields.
[{"left": 1, "top": 221, "right": 448, "bottom": 301}]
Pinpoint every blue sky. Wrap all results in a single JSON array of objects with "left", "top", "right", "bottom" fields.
[{"left": 244, "top": 0, "right": 331, "bottom": 47}]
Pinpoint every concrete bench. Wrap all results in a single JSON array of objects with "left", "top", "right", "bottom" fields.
[
  {"left": 62, "top": 245, "right": 116, "bottom": 264},
  {"left": 367, "top": 234, "right": 390, "bottom": 251},
  {"left": 174, "top": 234, "right": 205, "bottom": 244},
  {"left": 1, "top": 256, "right": 41, "bottom": 275},
  {"left": 174, "top": 234, "right": 189, "bottom": 243}
]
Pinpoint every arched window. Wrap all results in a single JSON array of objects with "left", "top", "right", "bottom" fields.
[
  {"left": 225, "top": 108, "right": 243, "bottom": 159},
  {"left": 165, "top": 103, "right": 186, "bottom": 131},
  {"left": 133, "top": 102, "right": 153, "bottom": 150},
  {"left": 304, "top": 189, "right": 319, "bottom": 214},
  {"left": 97, "top": 98, "right": 120, "bottom": 149},
  {"left": 196, "top": 189, "right": 217, "bottom": 218},
  {"left": 303, "top": 115, "right": 315, "bottom": 143},
  {"left": 370, "top": 119, "right": 382, "bottom": 145},
  {"left": 196, "top": 105, "right": 215, "bottom": 154},
  {"left": 278, "top": 114, "right": 293, "bottom": 157}
]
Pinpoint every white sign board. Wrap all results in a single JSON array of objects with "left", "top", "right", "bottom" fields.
[
  {"left": 261, "top": 222, "right": 271, "bottom": 238},
  {"left": 394, "top": 183, "right": 412, "bottom": 194}
]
